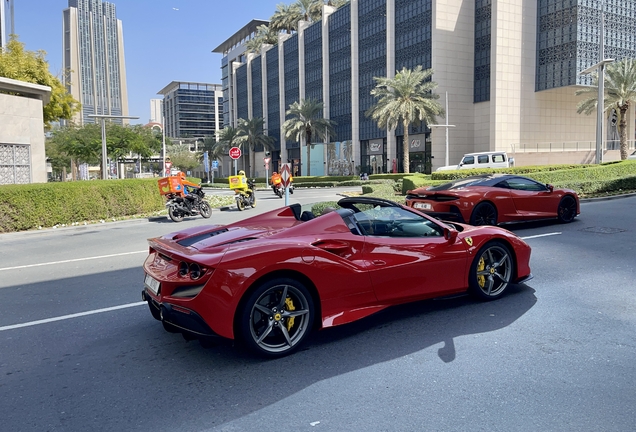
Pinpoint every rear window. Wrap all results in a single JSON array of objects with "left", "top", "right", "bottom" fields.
[
  {"left": 477, "top": 155, "right": 489, "bottom": 164},
  {"left": 492, "top": 154, "right": 506, "bottom": 163}
]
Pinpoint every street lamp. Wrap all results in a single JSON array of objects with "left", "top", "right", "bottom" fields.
[
  {"left": 88, "top": 114, "right": 140, "bottom": 179},
  {"left": 578, "top": 0, "right": 613, "bottom": 164},
  {"left": 428, "top": 91, "right": 456, "bottom": 167}
]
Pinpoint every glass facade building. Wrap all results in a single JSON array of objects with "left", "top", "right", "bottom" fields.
[
  {"left": 216, "top": 0, "right": 636, "bottom": 176},
  {"left": 158, "top": 82, "right": 223, "bottom": 139},
  {"left": 63, "top": 0, "right": 129, "bottom": 125}
]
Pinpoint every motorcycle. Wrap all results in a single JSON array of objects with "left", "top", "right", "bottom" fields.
[
  {"left": 165, "top": 187, "right": 212, "bottom": 222},
  {"left": 235, "top": 178, "right": 257, "bottom": 211},
  {"left": 271, "top": 181, "right": 293, "bottom": 198}
]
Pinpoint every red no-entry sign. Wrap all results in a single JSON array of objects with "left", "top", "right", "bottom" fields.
[{"left": 229, "top": 147, "right": 241, "bottom": 160}]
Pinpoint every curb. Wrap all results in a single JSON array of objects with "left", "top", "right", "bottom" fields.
[{"left": 579, "top": 191, "right": 636, "bottom": 202}]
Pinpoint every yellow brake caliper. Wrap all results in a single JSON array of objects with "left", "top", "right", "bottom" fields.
[
  {"left": 285, "top": 297, "right": 296, "bottom": 331},
  {"left": 477, "top": 257, "right": 486, "bottom": 288}
]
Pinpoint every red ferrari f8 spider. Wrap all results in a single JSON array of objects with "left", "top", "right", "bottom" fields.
[
  {"left": 142, "top": 196, "right": 533, "bottom": 357},
  {"left": 406, "top": 174, "right": 580, "bottom": 226}
]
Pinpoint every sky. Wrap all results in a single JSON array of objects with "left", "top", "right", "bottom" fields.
[{"left": 14, "top": 0, "right": 284, "bottom": 124}]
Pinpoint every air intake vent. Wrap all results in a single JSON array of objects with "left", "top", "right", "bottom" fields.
[{"left": 177, "top": 228, "right": 230, "bottom": 247}]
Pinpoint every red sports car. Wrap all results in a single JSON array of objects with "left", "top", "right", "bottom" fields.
[
  {"left": 406, "top": 174, "right": 580, "bottom": 226},
  {"left": 142, "top": 197, "right": 532, "bottom": 358}
]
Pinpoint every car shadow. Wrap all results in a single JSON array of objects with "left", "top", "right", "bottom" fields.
[{"left": 0, "top": 268, "right": 536, "bottom": 431}]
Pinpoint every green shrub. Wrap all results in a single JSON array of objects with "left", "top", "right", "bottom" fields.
[{"left": 0, "top": 179, "right": 164, "bottom": 233}]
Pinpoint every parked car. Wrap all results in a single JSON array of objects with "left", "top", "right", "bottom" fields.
[
  {"left": 405, "top": 174, "right": 580, "bottom": 226},
  {"left": 142, "top": 196, "right": 533, "bottom": 358},
  {"left": 628, "top": 150, "right": 636, "bottom": 160},
  {"left": 436, "top": 151, "right": 513, "bottom": 171}
]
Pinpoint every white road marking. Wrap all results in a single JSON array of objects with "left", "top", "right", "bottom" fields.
[
  {"left": 0, "top": 250, "right": 147, "bottom": 272},
  {"left": 0, "top": 302, "right": 146, "bottom": 332},
  {"left": 520, "top": 232, "right": 562, "bottom": 240}
]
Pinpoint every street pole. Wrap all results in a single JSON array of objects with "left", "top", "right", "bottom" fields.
[
  {"left": 596, "top": 0, "right": 605, "bottom": 165},
  {"left": 161, "top": 100, "right": 166, "bottom": 177},
  {"left": 429, "top": 91, "right": 455, "bottom": 168},
  {"left": 88, "top": 114, "right": 140, "bottom": 180},
  {"left": 578, "top": 0, "right": 613, "bottom": 165},
  {"left": 100, "top": 119, "right": 107, "bottom": 179}
]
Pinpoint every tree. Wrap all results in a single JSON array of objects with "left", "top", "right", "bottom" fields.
[
  {"left": 167, "top": 144, "right": 200, "bottom": 174},
  {"left": 48, "top": 123, "right": 164, "bottom": 179},
  {"left": 283, "top": 98, "right": 336, "bottom": 176},
  {"left": 576, "top": 58, "right": 636, "bottom": 160},
  {"left": 236, "top": 118, "right": 276, "bottom": 177},
  {"left": 366, "top": 66, "right": 444, "bottom": 174},
  {"left": 270, "top": 3, "right": 302, "bottom": 34},
  {"left": 0, "top": 36, "right": 80, "bottom": 127},
  {"left": 245, "top": 24, "right": 279, "bottom": 54}
]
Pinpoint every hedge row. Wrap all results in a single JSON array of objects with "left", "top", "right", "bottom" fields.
[
  {"left": 430, "top": 164, "right": 594, "bottom": 180},
  {"left": 0, "top": 179, "right": 165, "bottom": 233}
]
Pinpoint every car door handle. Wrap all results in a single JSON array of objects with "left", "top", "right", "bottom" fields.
[{"left": 371, "top": 260, "right": 386, "bottom": 266}]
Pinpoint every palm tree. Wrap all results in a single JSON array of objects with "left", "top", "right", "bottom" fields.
[
  {"left": 236, "top": 117, "right": 275, "bottom": 177},
  {"left": 366, "top": 66, "right": 444, "bottom": 174},
  {"left": 270, "top": 3, "right": 301, "bottom": 34},
  {"left": 283, "top": 98, "right": 336, "bottom": 176},
  {"left": 244, "top": 24, "right": 279, "bottom": 54},
  {"left": 576, "top": 58, "right": 636, "bottom": 160}
]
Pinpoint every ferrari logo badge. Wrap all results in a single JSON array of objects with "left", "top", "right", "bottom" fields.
[{"left": 465, "top": 237, "right": 473, "bottom": 247}]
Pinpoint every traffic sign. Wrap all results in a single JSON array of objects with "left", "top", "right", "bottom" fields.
[
  {"left": 263, "top": 157, "right": 271, "bottom": 164},
  {"left": 280, "top": 163, "right": 292, "bottom": 188},
  {"left": 229, "top": 147, "right": 241, "bottom": 159}
]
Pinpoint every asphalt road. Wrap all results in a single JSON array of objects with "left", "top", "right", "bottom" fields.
[{"left": 1, "top": 190, "right": 634, "bottom": 432}]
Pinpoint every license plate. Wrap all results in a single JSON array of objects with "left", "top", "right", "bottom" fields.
[
  {"left": 414, "top": 202, "right": 432, "bottom": 210},
  {"left": 144, "top": 273, "right": 161, "bottom": 295}
]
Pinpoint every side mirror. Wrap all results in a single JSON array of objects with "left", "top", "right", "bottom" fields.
[
  {"left": 443, "top": 227, "right": 458, "bottom": 243},
  {"left": 547, "top": 184, "right": 554, "bottom": 192}
]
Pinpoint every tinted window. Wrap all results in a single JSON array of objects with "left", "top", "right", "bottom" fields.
[
  {"left": 352, "top": 206, "right": 443, "bottom": 238},
  {"left": 462, "top": 156, "right": 475, "bottom": 165},
  {"left": 506, "top": 177, "right": 547, "bottom": 192},
  {"left": 492, "top": 154, "right": 506, "bottom": 163},
  {"left": 477, "top": 155, "right": 489, "bottom": 164}
]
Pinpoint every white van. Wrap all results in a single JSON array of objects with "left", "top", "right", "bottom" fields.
[{"left": 436, "top": 151, "right": 513, "bottom": 171}]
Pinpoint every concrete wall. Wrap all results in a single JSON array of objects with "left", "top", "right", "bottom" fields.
[{"left": 0, "top": 77, "right": 51, "bottom": 184}]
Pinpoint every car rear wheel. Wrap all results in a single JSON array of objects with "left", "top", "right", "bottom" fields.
[
  {"left": 238, "top": 278, "right": 314, "bottom": 358},
  {"left": 469, "top": 241, "right": 514, "bottom": 300},
  {"left": 470, "top": 202, "right": 498, "bottom": 226},
  {"left": 557, "top": 195, "right": 577, "bottom": 223}
]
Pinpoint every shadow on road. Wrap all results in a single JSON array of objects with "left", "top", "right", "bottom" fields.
[{"left": 0, "top": 268, "right": 536, "bottom": 431}]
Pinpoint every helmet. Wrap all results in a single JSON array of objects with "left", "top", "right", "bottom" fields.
[
  {"left": 178, "top": 171, "right": 186, "bottom": 179},
  {"left": 238, "top": 170, "right": 245, "bottom": 176},
  {"left": 272, "top": 172, "right": 277, "bottom": 175}
]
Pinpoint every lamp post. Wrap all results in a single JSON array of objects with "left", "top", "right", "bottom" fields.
[
  {"left": 428, "top": 91, "right": 456, "bottom": 167},
  {"left": 88, "top": 114, "right": 140, "bottom": 179},
  {"left": 578, "top": 0, "right": 613, "bottom": 164}
]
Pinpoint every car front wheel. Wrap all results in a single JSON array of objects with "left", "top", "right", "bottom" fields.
[
  {"left": 469, "top": 241, "right": 514, "bottom": 300},
  {"left": 238, "top": 278, "right": 314, "bottom": 358}
]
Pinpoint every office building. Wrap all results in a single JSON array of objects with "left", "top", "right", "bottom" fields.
[
  {"left": 149, "top": 98, "right": 162, "bottom": 124},
  {"left": 218, "top": 0, "right": 636, "bottom": 176},
  {"left": 63, "top": 0, "right": 129, "bottom": 125},
  {"left": 213, "top": 19, "right": 268, "bottom": 129},
  {"left": 157, "top": 81, "right": 223, "bottom": 139}
]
